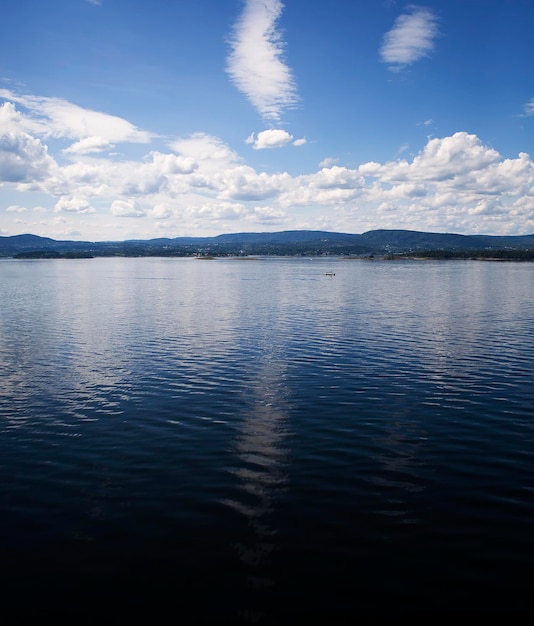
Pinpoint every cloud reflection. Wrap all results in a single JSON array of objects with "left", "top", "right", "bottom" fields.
[{"left": 222, "top": 339, "right": 291, "bottom": 617}]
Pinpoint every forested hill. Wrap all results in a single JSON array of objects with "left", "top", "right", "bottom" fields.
[{"left": 2, "top": 229, "right": 534, "bottom": 259}]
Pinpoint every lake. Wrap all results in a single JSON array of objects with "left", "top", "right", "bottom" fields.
[{"left": 1, "top": 256, "right": 533, "bottom": 621}]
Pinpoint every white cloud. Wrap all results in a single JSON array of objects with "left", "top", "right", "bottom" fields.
[
  {"left": 248, "top": 205, "right": 287, "bottom": 224},
  {"left": 169, "top": 132, "right": 240, "bottom": 171},
  {"left": 455, "top": 151, "right": 533, "bottom": 195},
  {"left": 2, "top": 91, "right": 534, "bottom": 239},
  {"left": 247, "top": 129, "right": 306, "bottom": 149},
  {"left": 358, "top": 161, "right": 382, "bottom": 176},
  {"left": 275, "top": 132, "right": 534, "bottom": 234},
  {"left": 280, "top": 182, "right": 362, "bottom": 208},
  {"left": 111, "top": 199, "right": 146, "bottom": 218},
  {"left": 54, "top": 197, "right": 95, "bottom": 214},
  {"left": 251, "top": 129, "right": 293, "bottom": 149},
  {"left": 148, "top": 151, "right": 197, "bottom": 175},
  {"left": 149, "top": 204, "right": 174, "bottom": 220},
  {"left": 380, "top": 6, "right": 439, "bottom": 70},
  {"left": 194, "top": 201, "right": 248, "bottom": 221},
  {"left": 379, "top": 132, "right": 500, "bottom": 183},
  {"left": 219, "top": 166, "right": 291, "bottom": 201},
  {"left": 64, "top": 136, "right": 114, "bottom": 155},
  {"left": 313, "top": 166, "right": 364, "bottom": 190},
  {"left": 0, "top": 102, "right": 57, "bottom": 183},
  {"left": 226, "top": 0, "right": 298, "bottom": 121},
  {"left": 0, "top": 89, "right": 153, "bottom": 144}
]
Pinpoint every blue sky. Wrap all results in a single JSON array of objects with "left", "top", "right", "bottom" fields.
[{"left": 1, "top": 0, "right": 533, "bottom": 241}]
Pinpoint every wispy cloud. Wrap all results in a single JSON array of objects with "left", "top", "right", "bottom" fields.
[
  {"left": 226, "top": 0, "right": 298, "bottom": 121},
  {"left": 380, "top": 6, "right": 439, "bottom": 70},
  {"left": 319, "top": 157, "right": 339, "bottom": 168},
  {"left": 522, "top": 98, "right": 534, "bottom": 116},
  {"left": 63, "top": 137, "right": 114, "bottom": 155},
  {"left": 0, "top": 89, "right": 153, "bottom": 145}
]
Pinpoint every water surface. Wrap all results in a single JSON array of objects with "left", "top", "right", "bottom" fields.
[{"left": 1, "top": 257, "right": 533, "bottom": 620}]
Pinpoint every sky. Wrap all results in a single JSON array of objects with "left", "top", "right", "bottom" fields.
[{"left": 1, "top": 0, "right": 534, "bottom": 241}]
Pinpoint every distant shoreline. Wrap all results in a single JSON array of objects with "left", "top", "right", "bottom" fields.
[
  {"left": 11, "top": 251, "right": 534, "bottom": 261},
  {"left": 3, "top": 229, "right": 533, "bottom": 260}
]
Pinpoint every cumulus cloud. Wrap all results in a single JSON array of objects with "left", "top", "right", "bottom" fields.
[
  {"left": 0, "top": 102, "right": 56, "bottom": 183},
  {"left": 380, "top": 6, "right": 439, "bottom": 70},
  {"left": 0, "top": 89, "right": 153, "bottom": 144},
  {"left": 149, "top": 204, "right": 174, "bottom": 220},
  {"left": 311, "top": 166, "right": 364, "bottom": 190},
  {"left": 247, "top": 129, "right": 306, "bottom": 149},
  {"left": 249, "top": 205, "right": 287, "bottom": 224},
  {"left": 251, "top": 129, "right": 293, "bottom": 149},
  {"left": 169, "top": 132, "right": 240, "bottom": 171},
  {"left": 194, "top": 201, "right": 248, "bottom": 221},
  {"left": 219, "top": 166, "right": 291, "bottom": 201},
  {"left": 148, "top": 151, "right": 197, "bottom": 175},
  {"left": 274, "top": 132, "right": 534, "bottom": 234},
  {"left": 379, "top": 132, "right": 500, "bottom": 182},
  {"left": 280, "top": 182, "right": 362, "bottom": 208},
  {"left": 2, "top": 90, "right": 534, "bottom": 238},
  {"left": 226, "top": 0, "right": 298, "bottom": 120},
  {"left": 111, "top": 199, "right": 145, "bottom": 217},
  {"left": 358, "top": 161, "right": 383, "bottom": 176},
  {"left": 54, "top": 197, "right": 95, "bottom": 214}
]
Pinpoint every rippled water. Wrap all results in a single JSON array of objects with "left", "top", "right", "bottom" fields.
[{"left": 1, "top": 257, "right": 533, "bottom": 620}]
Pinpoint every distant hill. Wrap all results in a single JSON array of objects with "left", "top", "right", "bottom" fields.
[
  {"left": 1, "top": 229, "right": 534, "bottom": 259},
  {"left": 358, "top": 229, "right": 534, "bottom": 253}
]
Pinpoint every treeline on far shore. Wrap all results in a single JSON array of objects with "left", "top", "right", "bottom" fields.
[
  {"left": 13, "top": 250, "right": 95, "bottom": 259},
  {"left": 398, "top": 249, "right": 534, "bottom": 261},
  {"left": 12, "top": 247, "right": 534, "bottom": 260}
]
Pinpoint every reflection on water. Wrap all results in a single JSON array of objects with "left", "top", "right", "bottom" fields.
[
  {"left": 217, "top": 270, "right": 293, "bottom": 621},
  {"left": 226, "top": 347, "right": 290, "bottom": 622},
  {"left": 0, "top": 257, "right": 534, "bottom": 618}
]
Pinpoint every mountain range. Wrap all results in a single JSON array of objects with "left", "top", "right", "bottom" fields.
[{"left": 1, "top": 229, "right": 534, "bottom": 259}]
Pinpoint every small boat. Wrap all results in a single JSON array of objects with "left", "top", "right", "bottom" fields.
[{"left": 325, "top": 271, "right": 335, "bottom": 276}]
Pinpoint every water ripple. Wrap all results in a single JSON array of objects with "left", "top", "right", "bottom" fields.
[{"left": 1, "top": 258, "right": 533, "bottom": 617}]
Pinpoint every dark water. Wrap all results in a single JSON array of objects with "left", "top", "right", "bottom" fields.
[{"left": 1, "top": 257, "right": 533, "bottom": 621}]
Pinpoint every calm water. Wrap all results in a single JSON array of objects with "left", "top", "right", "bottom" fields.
[{"left": 1, "top": 256, "right": 533, "bottom": 620}]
